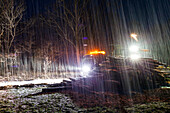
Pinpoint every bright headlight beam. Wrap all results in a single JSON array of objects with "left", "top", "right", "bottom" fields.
[
  {"left": 82, "top": 65, "right": 91, "bottom": 73},
  {"left": 130, "top": 54, "right": 140, "bottom": 60},
  {"left": 129, "top": 45, "right": 139, "bottom": 52}
]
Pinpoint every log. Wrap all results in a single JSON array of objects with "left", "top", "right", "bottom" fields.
[{"left": 42, "top": 86, "right": 72, "bottom": 93}]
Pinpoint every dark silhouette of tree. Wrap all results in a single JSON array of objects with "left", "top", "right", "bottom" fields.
[
  {"left": 0, "top": 0, "right": 25, "bottom": 54},
  {"left": 42, "top": 0, "right": 88, "bottom": 65}
]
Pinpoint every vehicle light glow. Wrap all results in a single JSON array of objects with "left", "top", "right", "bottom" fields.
[
  {"left": 89, "top": 50, "right": 105, "bottom": 55},
  {"left": 140, "top": 49, "right": 149, "bottom": 52},
  {"left": 82, "top": 65, "right": 91, "bottom": 73},
  {"left": 130, "top": 33, "right": 138, "bottom": 42},
  {"left": 130, "top": 54, "right": 141, "bottom": 60},
  {"left": 129, "top": 45, "right": 139, "bottom": 53}
]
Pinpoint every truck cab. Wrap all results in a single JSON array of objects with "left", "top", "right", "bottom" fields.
[{"left": 81, "top": 50, "right": 106, "bottom": 73}]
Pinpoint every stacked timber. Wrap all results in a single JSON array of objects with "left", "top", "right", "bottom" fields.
[{"left": 42, "top": 57, "right": 167, "bottom": 95}]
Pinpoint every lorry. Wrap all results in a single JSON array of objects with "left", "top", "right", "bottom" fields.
[{"left": 81, "top": 50, "right": 106, "bottom": 73}]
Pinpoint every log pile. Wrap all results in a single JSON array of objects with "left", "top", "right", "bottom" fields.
[{"left": 42, "top": 57, "right": 168, "bottom": 95}]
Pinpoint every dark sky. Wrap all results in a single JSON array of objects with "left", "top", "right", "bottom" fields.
[
  {"left": 121, "top": 0, "right": 170, "bottom": 31},
  {"left": 25, "top": 0, "right": 56, "bottom": 18},
  {"left": 24, "top": 0, "right": 170, "bottom": 25}
]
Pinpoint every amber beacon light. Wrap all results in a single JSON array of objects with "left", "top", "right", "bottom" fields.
[{"left": 89, "top": 50, "right": 106, "bottom": 55}]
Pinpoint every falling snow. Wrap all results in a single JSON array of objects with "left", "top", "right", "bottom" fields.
[{"left": 0, "top": 0, "right": 170, "bottom": 112}]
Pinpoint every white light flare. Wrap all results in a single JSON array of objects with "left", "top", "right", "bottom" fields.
[
  {"left": 129, "top": 45, "right": 139, "bottom": 53},
  {"left": 82, "top": 65, "right": 91, "bottom": 73},
  {"left": 130, "top": 54, "right": 141, "bottom": 60},
  {"left": 130, "top": 33, "right": 138, "bottom": 42}
]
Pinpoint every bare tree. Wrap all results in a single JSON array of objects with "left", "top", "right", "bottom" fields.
[
  {"left": 17, "top": 31, "right": 35, "bottom": 54},
  {"left": 43, "top": 0, "right": 88, "bottom": 65},
  {"left": 0, "top": 0, "right": 25, "bottom": 54},
  {"left": 0, "top": 0, "right": 26, "bottom": 79},
  {"left": 33, "top": 41, "right": 62, "bottom": 77}
]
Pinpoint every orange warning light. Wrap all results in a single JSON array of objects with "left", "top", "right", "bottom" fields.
[
  {"left": 89, "top": 50, "right": 106, "bottom": 55},
  {"left": 140, "top": 49, "right": 150, "bottom": 52}
]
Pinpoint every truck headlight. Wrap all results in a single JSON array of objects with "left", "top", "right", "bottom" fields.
[
  {"left": 130, "top": 54, "right": 140, "bottom": 60},
  {"left": 129, "top": 45, "right": 139, "bottom": 53},
  {"left": 82, "top": 65, "right": 91, "bottom": 73}
]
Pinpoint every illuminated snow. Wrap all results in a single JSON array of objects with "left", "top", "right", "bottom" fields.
[{"left": 0, "top": 78, "right": 70, "bottom": 87}]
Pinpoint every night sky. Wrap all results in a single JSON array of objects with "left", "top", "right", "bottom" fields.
[{"left": 24, "top": 0, "right": 170, "bottom": 24}]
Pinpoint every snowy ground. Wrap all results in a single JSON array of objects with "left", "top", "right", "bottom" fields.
[
  {"left": 0, "top": 87, "right": 87, "bottom": 113},
  {"left": 0, "top": 78, "right": 71, "bottom": 87},
  {"left": 0, "top": 70, "right": 81, "bottom": 87}
]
